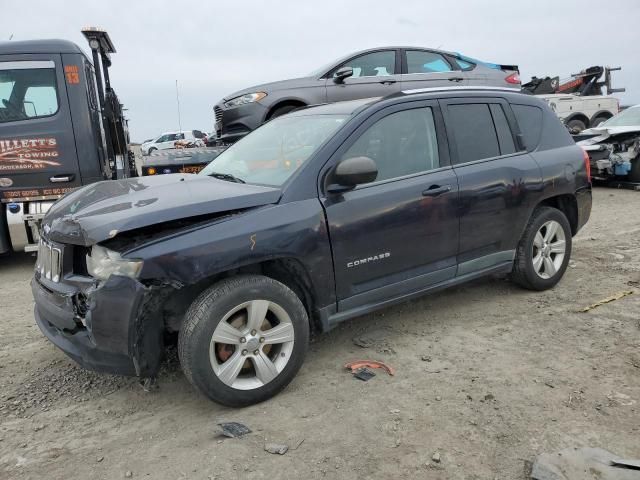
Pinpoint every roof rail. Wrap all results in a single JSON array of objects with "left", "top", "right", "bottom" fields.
[{"left": 391, "top": 85, "right": 524, "bottom": 98}]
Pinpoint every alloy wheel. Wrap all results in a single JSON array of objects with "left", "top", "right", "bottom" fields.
[
  {"left": 209, "top": 300, "right": 295, "bottom": 390},
  {"left": 532, "top": 220, "right": 566, "bottom": 279}
]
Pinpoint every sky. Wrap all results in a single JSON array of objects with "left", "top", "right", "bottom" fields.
[{"left": 2, "top": 0, "right": 639, "bottom": 142}]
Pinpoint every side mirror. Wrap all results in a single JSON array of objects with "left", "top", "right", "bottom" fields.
[
  {"left": 328, "top": 156, "right": 378, "bottom": 192},
  {"left": 333, "top": 66, "right": 354, "bottom": 84}
]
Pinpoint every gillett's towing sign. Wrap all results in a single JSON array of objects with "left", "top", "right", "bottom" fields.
[{"left": 0, "top": 137, "right": 62, "bottom": 171}]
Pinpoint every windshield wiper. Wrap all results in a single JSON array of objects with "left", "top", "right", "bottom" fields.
[{"left": 207, "top": 172, "right": 245, "bottom": 184}]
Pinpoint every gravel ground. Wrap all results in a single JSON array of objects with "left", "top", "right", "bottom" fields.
[{"left": 1, "top": 187, "right": 639, "bottom": 479}]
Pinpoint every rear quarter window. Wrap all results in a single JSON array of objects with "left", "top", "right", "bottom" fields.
[
  {"left": 447, "top": 103, "right": 500, "bottom": 164},
  {"left": 512, "top": 104, "right": 543, "bottom": 151}
]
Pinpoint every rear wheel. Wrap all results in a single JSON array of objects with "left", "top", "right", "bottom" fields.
[
  {"left": 511, "top": 207, "right": 572, "bottom": 291},
  {"left": 566, "top": 119, "right": 586, "bottom": 133},
  {"left": 591, "top": 116, "right": 609, "bottom": 127},
  {"left": 178, "top": 275, "right": 309, "bottom": 407}
]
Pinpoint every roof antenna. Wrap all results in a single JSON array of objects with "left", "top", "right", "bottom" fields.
[
  {"left": 175, "top": 79, "right": 182, "bottom": 132},
  {"left": 8, "top": 34, "right": 13, "bottom": 41}
]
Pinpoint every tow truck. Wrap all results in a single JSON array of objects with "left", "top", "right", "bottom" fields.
[
  {"left": 0, "top": 28, "right": 136, "bottom": 254},
  {"left": 522, "top": 66, "right": 625, "bottom": 132}
]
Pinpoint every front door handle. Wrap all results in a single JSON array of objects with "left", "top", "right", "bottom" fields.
[
  {"left": 49, "top": 174, "right": 75, "bottom": 183},
  {"left": 422, "top": 185, "right": 451, "bottom": 197},
  {"left": 379, "top": 79, "right": 397, "bottom": 85},
  {"left": 448, "top": 77, "right": 464, "bottom": 83}
]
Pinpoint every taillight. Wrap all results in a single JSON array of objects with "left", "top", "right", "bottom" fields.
[
  {"left": 582, "top": 148, "right": 591, "bottom": 182},
  {"left": 505, "top": 72, "right": 521, "bottom": 85}
]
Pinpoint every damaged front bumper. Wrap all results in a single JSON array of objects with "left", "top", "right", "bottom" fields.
[{"left": 32, "top": 273, "right": 164, "bottom": 378}]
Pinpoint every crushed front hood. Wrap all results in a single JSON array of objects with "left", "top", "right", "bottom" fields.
[
  {"left": 578, "top": 125, "right": 640, "bottom": 146},
  {"left": 43, "top": 174, "right": 281, "bottom": 246}
]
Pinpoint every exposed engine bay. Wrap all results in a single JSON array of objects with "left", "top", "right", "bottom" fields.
[{"left": 577, "top": 128, "right": 640, "bottom": 183}]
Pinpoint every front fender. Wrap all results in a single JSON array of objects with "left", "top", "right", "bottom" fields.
[{"left": 131, "top": 200, "right": 335, "bottom": 310}]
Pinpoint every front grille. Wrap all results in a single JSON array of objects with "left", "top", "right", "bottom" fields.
[
  {"left": 214, "top": 105, "right": 223, "bottom": 123},
  {"left": 36, "top": 238, "right": 62, "bottom": 282}
]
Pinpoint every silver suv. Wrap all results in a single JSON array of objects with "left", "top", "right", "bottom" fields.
[{"left": 214, "top": 47, "right": 520, "bottom": 142}]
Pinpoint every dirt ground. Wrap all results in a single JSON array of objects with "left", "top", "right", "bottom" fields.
[{"left": 1, "top": 187, "right": 639, "bottom": 480}]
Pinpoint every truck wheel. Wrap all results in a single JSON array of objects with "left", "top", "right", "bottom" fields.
[
  {"left": 178, "top": 275, "right": 309, "bottom": 407},
  {"left": 591, "top": 116, "right": 609, "bottom": 127},
  {"left": 511, "top": 207, "right": 572, "bottom": 291},
  {"left": 566, "top": 119, "right": 586, "bottom": 133}
]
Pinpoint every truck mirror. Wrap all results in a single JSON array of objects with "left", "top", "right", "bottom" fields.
[{"left": 328, "top": 156, "right": 378, "bottom": 192}]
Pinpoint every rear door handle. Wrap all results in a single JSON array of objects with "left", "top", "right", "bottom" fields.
[
  {"left": 448, "top": 77, "right": 464, "bottom": 83},
  {"left": 379, "top": 79, "right": 397, "bottom": 85},
  {"left": 422, "top": 185, "right": 451, "bottom": 197}
]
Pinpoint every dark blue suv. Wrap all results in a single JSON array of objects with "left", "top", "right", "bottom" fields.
[{"left": 32, "top": 87, "right": 592, "bottom": 406}]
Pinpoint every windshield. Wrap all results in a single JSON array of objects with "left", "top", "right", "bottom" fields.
[
  {"left": 199, "top": 114, "right": 348, "bottom": 186},
  {"left": 601, "top": 107, "right": 640, "bottom": 128}
]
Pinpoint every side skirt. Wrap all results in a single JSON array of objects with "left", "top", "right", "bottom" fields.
[{"left": 319, "top": 260, "right": 514, "bottom": 331}]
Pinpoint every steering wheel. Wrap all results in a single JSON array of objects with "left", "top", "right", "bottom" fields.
[{"left": 2, "top": 99, "right": 27, "bottom": 119}]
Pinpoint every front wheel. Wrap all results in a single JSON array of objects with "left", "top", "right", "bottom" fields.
[
  {"left": 268, "top": 104, "right": 304, "bottom": 120},
  {"left": 178, "top": 275, "right": 309, "bottom": 407},
  {"left": 511, "top": 207, "right": 572, "bottom": 291}
]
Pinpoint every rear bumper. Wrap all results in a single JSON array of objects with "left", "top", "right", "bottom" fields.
[
  {"left": 31, "top": 275, "right": 152, "bottom": 377},
  {"left": 575, "top": 185, "right": 592, "bottom": 233}
]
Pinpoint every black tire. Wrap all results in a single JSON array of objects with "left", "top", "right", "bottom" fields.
[
  {"left": 148, "top": 147, "right": 157, "bottom": 155},
  {"left": 178, "top": 275, "right": 309, "bottom": 407},
  {"left": 591, "top": 116, "right": 609, "bottom": 127},
  {"left": 566, "top": 119, "right": 586, "bottom": 133},
  {"left": 268, "top": 104, "right": 303, "bottom": 120},
  {"left": 511, "top": 207, "right": 572, "bottom": 291}
]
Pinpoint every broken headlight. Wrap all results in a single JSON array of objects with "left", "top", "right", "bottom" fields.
[
  {"left": 86, "top": 245, "right": 143, "bottom": 280},
  {"left": 224, "top": 92, "right": 267, "bottom": 108}
]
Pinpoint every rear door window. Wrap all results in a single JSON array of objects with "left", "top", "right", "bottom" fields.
[
  {"left": 489, "top": 104, "right": 516, "bottom": 155},
  {"left": 0, "top": 61, "right": 58, "bottom": 123},
  {"left": 406, "top": 51, "right": 453, "bottom": 74},
  {"left": 512, "top": 104, "right": 543, "bottom": 151},
  {"left": 447, "top": 103, "right": 500, "bottom": 164}
]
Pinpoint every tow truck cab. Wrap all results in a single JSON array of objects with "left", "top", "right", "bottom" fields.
[{"left": 0, "top": 28, "right": 135, "bottom": 254}]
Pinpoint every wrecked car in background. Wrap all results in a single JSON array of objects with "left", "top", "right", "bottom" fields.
[
  {"left": 577, "top": 104, "right": 640, "bottom": 183},
  {"left": 32, "top": 88, "right": 591, "bottom": 407}
]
